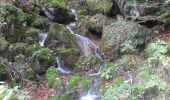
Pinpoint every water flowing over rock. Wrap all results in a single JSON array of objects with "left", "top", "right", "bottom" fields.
[
  {"left": 55, "top": 57, "right": 72, "bottom": 75},
  {"left": 39, "top": 32, "right": 47, "bottom": 46},
  {"left": 66, "top": 25, "right": 100, "bottom": 57}
]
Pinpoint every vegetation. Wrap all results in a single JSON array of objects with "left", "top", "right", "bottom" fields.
[{"left": 0, "top": 0, "right": 169, "bottom": 99}]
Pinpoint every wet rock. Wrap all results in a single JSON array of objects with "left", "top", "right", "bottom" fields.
[
  {"left": 101, "top": 18, "right": 153, "bottom": 58},
  {"left": 41, "top": 0, "right": 75, "bottom": 24},
  {"left": 45, "top": 23, "right": 81, "bottom": 68},
  {"left": 31, "top": 48, "right": 55, "bottom": 74},
  {"left": 41, "top": 7, "right": 75, "bottom": 24}
]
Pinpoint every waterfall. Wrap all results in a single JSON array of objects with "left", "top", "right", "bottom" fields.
[
  {"left": 55, "top": 57, "right": 72, "bottom": 75},
  {"left": 38, "top": 32, "right": 47, "bottom": 46},
  {"left": 66, "top": 25, "right": 100, "bottom": 57}
]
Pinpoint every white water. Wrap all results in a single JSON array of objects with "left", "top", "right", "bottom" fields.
[
  {"left": 67, "top": 8, "right": 102, "bottom": 100},
  {"left": 66, "top": 25, "right": 100, "bottom": 57},
  {"left": 38, "top": 32, "right": 47, "bottom": 46},
  {"left": 55, "top": 57, "right": 72, "bottom": 75}
]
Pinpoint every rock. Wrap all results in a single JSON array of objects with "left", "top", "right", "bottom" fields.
[
  {"left": 57, "top": 47, "right": 80, "bottom": 68},
  {"left": 31, "top": 48, "right": 55, "bottom": 74},
  {"left": 100, "top": 19, "right": 153, "bottom": 58},
  {"left": 8, "top": 43, "right": 28, "bottom": 61},
  {"left": 41, "top": 0, "right": 75, "bottom": 24},
  {"left": 45, "top": 23, "right": 81, "bottom": 68},
  {"left": 76, "top": 55, "right": 102, "bottom": 71},
  {"left": 41, "top": 7, "right": 75, "bottom": 24}
]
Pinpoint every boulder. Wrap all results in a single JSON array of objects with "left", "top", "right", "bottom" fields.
[
  {"left": 31, "top": 48, "right": 55, "bottom": 74},
  {"left": 45, "top": 23, "right": 81, "bottom": 68},
  {"left": 100, "top": 18, "right": 153, "bottom": 58}
]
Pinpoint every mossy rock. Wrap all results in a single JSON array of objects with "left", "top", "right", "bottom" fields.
[
  {"left": 76, "top": 55, "right": 102, "bottom": 71},
  {"left": 58, "top": 47, "right": 80, "bottom": 68},
  {"left": 8, "top": 43, "right": 28, "bottom": 61},
  {"left": 31, "top": 48, "right": 55, "bottom": 74},
  {"left": 46, "top": 66, "right": 62, "bottom": 90},
  {"left": 67, "top": 75, "right": 90, "bottom": 93},
  {"left": 41, "top": 0, "right": 66, "bottom": 9},
  {"left": 101, "top": 19, "right": 153, "bottom": 58},
  {"left": 5, "top": 27, "right": 39, "bottom": 43},
  {"left": 0, "top": 37, "right": 9, "bottom": 55},
  {"left": 45, "top": 23, "right": 81, "bottom": 67},
  {"left": 77, "top": 0, "right": 113, "bottom": 15},
  {"left": 25, "top": 43, "right": 41, "bottom": 57}
]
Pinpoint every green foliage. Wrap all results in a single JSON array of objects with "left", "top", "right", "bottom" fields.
[
  {"left": 0, "top": 84, "right": 29, "bottom": 100},
  {"left": 146, "top": 39, "right": 168, "bottom": 58},
  {"left": 101, "top": 63, "right": 115, "bottom": 80},
  {"left": 41, "top": 0, "right": 66, "bottom": 9}
]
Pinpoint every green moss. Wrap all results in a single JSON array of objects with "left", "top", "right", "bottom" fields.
[
  {"left": 60, "top": 93, "right": 70, "bottom": 100},
  {"left": 33, "top": 17, "right": 46, "bottom": 29},
  {"left": 67, "top": 75, "right": 81, "bottom": 89},
  {"left": 78, "top": 0, "right": 112, "bottom": 15},
  {"left": 46, "top": 66, "right": 62, "bottom": 89},
  {"left": 25, "top": 44, "right": 40, "bottom": 57},
  {"left": 0, "top": 37, "right": 9, "bottom": 53},
  {"left": 41, "top": 0, "right": 66, "bottom": 9},
  {"left": 32, "top": 48, "right": 54, "bottom": 65},
  {"left": 8, "top": 43, "right": 28, "bottom": 61}
]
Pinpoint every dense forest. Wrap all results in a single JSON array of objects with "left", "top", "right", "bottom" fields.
[{"left": 0, "top": 0, "right": 170, "bottom": 100}]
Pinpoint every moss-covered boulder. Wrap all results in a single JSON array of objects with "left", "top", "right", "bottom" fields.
[
  {"left": 76, "top": 0, "right": 113, "bottom": 16},
  {"left": 31, "top": 48, "right": 55, "bottom": 74},
  {"left": 45, "top": 23, "right": 81, "bottom": 68},
  {"left": 67, "top": 74, "right": 90, "bottom": 94},
  {"left": 0, "top": 37, "right": 9, "bottom": 56},
  {"left": 76, "top": 55, "right": 102, "bottom": 71},
  {"left": 46, "top": 66, "right": 62, "bottom": 90},
  {"left": 41, "top": 0, "right": 75, "bottom": 24},
  {"left": 8, "top": 43, "right": 28, "bottom": 61},
  {"left": 101, "top": 19, "right": 153, "bottom": 58}
]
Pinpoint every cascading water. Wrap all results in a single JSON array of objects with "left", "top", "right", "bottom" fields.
[
  {"left": 67, "top": 8, "right": 102, "bottom": 100},
  {"left": 55, "top": 57, "right": 72, "bottom": 75},
  {"left": 38, "top": 32, "right": 47, "bottom": 46}
]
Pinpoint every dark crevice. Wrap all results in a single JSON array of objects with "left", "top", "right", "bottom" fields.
[
  {"left": 88, "top": 28, "right": 102, "bottom": 39},
  {"left": 139, "top": 20, "right": 163, "bottom": 28}
]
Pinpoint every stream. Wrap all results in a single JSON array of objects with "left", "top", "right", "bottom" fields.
[{"left": 40, "top": 7, "right": 102, "bottom": 100}]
